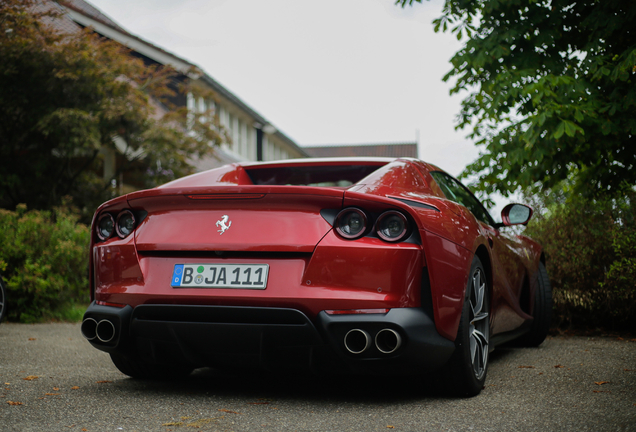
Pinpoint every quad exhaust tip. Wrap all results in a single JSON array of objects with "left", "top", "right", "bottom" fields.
[
  {"left": 80, "top": 318, "right": 98, "bottom": 341},
  {"left": 375, "top": 328, "right": 402, "bottom": 354},
  {"left": 81, "top": 318, "right": 116, "bottom": 343},
  {"left": 343, "top": 328, "right": 402, "bottom": 355},
  {"left": 96, "top": 319, "right": 116, "bottom": 343},
  {"left": 344, "top": 329, "right": 371, "bottom": 354}
]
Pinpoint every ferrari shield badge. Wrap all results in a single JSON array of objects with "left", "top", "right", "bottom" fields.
[{"left": 215, "top": 215, "right": 232, "bottom": 235}]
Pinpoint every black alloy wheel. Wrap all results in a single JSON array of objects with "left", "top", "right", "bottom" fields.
[{"left": 441, "top": 256, "right": 490, "bottom": 397}]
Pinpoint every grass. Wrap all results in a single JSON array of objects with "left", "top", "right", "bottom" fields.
[{"left": 48, "top": 303, "right": 90, "bottom": 322}]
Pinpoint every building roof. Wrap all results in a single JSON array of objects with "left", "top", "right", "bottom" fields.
[
  {"left": 302, "top": 142, "right": 418, "bottom": 159},
  {"left": 33, "top": 0, "right": 83, "bottom": 35},
  {"left": 59, "top": 0, "right": 127, "bottom": 33},
  {"left": 58, "top": 0, "right": 198, "bottom": 73}
]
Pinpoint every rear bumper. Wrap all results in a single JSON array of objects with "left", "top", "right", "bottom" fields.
[{"left": 82, "top": 302, "right": 455, "bottom": 374}]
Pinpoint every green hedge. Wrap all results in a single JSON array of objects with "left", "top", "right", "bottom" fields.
[
  {"left": 0, "top": 202, "right": 90, "bottom": 322},
  {"left": 523, "top": 191, "right": 636, "bottom": 332}
]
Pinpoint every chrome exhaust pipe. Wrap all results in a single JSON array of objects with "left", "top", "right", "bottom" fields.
[
  {"left": 344, "top": 329, "right": 371, "bottom": 354},
  {"left": 95, "top": 319, "right": 116, "bottom": 343},
  {"left": 81, "top": 318, "right": 98, "bottom": 341},
  {"left": 375, "top": 328, "right": 402, "bottom": 354}
]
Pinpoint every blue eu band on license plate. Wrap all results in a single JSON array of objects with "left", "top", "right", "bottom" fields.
[{"left": 171, "top": 264, "right": 269, "bottom": 289}]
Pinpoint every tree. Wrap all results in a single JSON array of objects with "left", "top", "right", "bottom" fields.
[
  {"left": 399, "top": 0, "right": 636, "bottom": 199},
  {"left": 0, "top": 0, "right": 226, "bottom": 218}
]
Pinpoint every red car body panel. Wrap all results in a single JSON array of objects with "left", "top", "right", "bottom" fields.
[
  {"left": 85, "top": 157, "right": 544, "bottom": 375},
  {"left": 131, "top": 188, "right": 342, "bottom": 253}
]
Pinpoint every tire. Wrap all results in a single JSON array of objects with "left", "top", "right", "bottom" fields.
[
  {"left": 516, "top": 262, "right": 552, "bottom": 347},
  {"left": 110, "top": 353, "right": 194, "bottom": 379},
  {"left": 0, "top": 276, "right": 7, "bottom": 324},
  {"left": 440, "top": 256, "right": 490, "bottom": 397}
]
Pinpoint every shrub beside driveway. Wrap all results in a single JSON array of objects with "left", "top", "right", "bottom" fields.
[{"left": 0, "top": 203, "right": 89, "bottom": 323}]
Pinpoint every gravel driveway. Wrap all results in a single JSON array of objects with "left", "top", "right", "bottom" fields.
[{"left": 1, "top": 323, "right": 634, "bottom": 431}]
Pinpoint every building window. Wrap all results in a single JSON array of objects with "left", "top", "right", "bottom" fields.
[
  {"left": 237, "top": 119, "right": 244, "bottom": 157},
  {"left": 246, "top": 126, "right": 254, "bottom": 160},
  {"left": 227, "top": 113, "right": 235, "bottom": 153},
  {"left": 206, "top": 99, "right": 216, "bottom": 115}
]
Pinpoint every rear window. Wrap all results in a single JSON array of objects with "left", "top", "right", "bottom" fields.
[{"left": 245, "top": 164, "right": 384, "bottom": 187}]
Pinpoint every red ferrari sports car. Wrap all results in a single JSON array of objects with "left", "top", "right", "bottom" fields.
[{"left": 81, "top": 157, "right": 552, "bottom": 396}]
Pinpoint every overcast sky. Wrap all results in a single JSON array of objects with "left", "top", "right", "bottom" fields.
[{"left": 85, "top": 0, "right": 483, "bottom": 178}]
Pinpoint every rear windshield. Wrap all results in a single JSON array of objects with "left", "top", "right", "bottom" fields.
[{"left": 245, "top": 164, "right": 384, "bottom": 187}]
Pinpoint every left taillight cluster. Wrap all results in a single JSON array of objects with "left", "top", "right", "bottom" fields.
[
  {"left": 334, "top": 207, "right": 411, "bottom": 243},
  {"left": 95, "top": 209, "right": 136, "bottom": 241}
]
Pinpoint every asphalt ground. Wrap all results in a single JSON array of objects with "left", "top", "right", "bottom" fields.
[{"left": 0, "top": 323, "right": 634, "bottom": 432}]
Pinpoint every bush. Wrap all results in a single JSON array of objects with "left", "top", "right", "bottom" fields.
[
  {"left": 523, "top": 190, "right": 636, "bottom": 332},
  {"left": 0, "top": 201, "right": 90, "bottom": 322}
]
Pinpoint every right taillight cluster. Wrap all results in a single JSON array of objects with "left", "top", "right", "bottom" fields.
[{"left": 334, "top": 207, "right": 410, "bottom": 243}]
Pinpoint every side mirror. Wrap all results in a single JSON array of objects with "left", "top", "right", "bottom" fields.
[{"left": 501, "top": 203, "right": 533, "bottom": 226}]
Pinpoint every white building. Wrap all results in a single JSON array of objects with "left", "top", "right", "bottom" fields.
[{"left": 58, "top": 0, "right": 308, "bottom": 172}]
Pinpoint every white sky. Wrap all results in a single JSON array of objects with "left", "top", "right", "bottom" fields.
[{"left": 86, "top": 0, "right": 480, "bottom": 178}]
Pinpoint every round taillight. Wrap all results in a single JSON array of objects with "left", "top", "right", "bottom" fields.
[
  {"left": 376, "top": 211, "right": 408, "bottom": 242},
  {"left": 335, "top": 208, "right": 368, "bottom": 240},
  {"left": 116, "top": 210, "right": 136, "bottom": 238},
  {"left": 96, "top": 213, "right": 114, "bottom": 241}
]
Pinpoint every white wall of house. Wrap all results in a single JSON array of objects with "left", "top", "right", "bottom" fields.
[{"left": 195, "top": 95, "right": 299, "bottom": 163}]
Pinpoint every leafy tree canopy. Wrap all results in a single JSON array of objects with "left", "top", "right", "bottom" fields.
[
  {"left": 0, "top": 0, "right": 226, "bottom": 219},
  {"left": 399, "top": 0, "right": 636, "bottom": 199}
]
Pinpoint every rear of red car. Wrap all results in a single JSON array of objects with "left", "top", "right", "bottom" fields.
[{"left": 81, "top": 159, "right": 455, "bottom": 376}]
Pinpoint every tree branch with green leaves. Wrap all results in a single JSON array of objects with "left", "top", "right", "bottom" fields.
[{"left": 399, "top": 0, "right": 636, "bottom": 199}]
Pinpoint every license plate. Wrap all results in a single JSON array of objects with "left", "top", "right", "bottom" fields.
[{"left": 171, "top": 264, "right": 269, "bottom": 289}]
